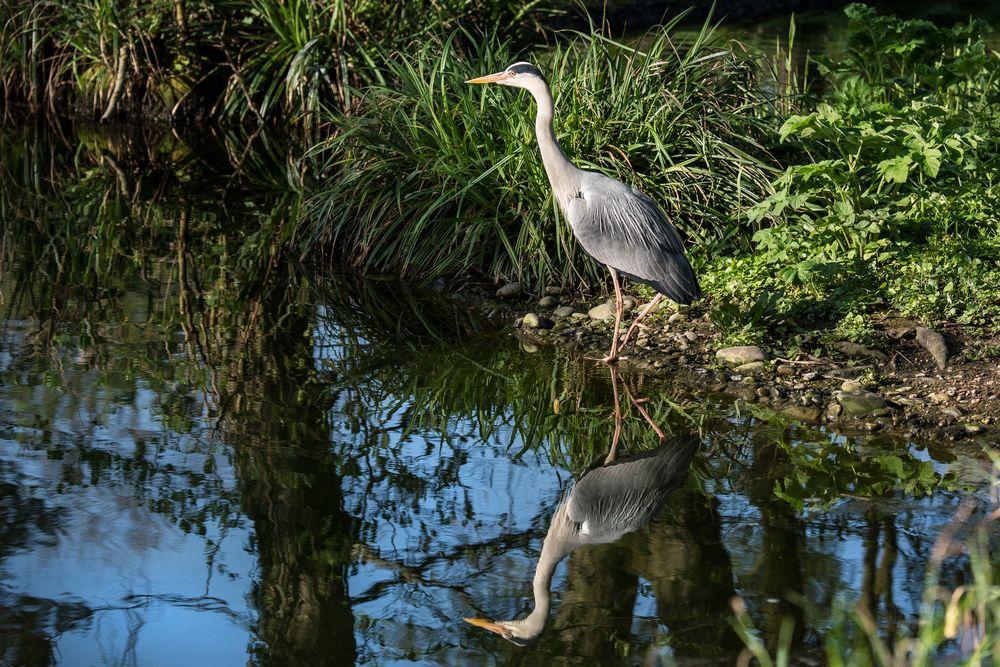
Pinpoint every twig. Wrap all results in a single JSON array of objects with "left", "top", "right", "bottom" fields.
[{"left": 773, "top": 357, "right": 838, "bottom": 366}]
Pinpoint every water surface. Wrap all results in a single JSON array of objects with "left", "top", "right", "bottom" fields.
[{"left": 0, "top": 125, "right": 994, "bottom": 666}]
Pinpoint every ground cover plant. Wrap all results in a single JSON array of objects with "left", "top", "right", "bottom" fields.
[{"left": 711, "top": 4, "right": 1000, "bottom": 342}]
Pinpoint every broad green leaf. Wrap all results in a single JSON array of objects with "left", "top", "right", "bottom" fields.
[
  {"left": 920, "top": 147, "right": 942, "bottom": 178},
  {"left": 779, "top": 114, "right": 816, "bottom": 142},
  {"left": 877, "top": 155, "right": 912, "bottom": 184},
  {"left": 833, "top": 199, "right": 855, "bottom": 223},
  {"left": 815, "top": 103, "right": 841, "bottom": 124}
]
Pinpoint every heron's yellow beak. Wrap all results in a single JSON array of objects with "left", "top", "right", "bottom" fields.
[
  {"left": 465, "top": 71, "right": 511, "bottom": 85},
  {"left": 464, "top": 617, "right": 514, "bottom": 639}
]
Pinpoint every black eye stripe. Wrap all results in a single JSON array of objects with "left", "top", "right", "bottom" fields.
[{"left": 506, "top": 63, "right": 540, "bottom": 76}]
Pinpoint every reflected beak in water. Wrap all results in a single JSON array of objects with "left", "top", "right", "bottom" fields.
[
  {"left": 464, "top": 71, "right": 512, "bottom": 85},
  {"left": 464, "top": 617, "right": 513, "bottom": 639}
]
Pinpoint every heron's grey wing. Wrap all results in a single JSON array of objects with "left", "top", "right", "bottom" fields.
[
  {"left": 565, "top": 433, "right": 698, "bottom": 540},
  {"left": 565, "top": 172, "right": 701, "bottom": 304}
]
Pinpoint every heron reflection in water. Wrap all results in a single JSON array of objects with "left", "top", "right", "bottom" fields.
[{"left": 465, "top": 370, "right": 698, "bottom": 644}]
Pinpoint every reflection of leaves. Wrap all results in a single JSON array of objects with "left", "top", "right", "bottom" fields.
[
  {"left": 0, "top": 463, "right": 62, "bottom": 556},
  {"left": 773, "top": 439, "right": 951, "bottom": 511},
  {"left": 314, "top": 293, "right": 698, "bottom": 553}
]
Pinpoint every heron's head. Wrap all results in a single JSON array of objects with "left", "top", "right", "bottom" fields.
[
  {"left": 465, "top": 62, "right": 547, "bottom": 91},
  {"left": 464, "top": 616, "right": 541, "bottom": 646}
]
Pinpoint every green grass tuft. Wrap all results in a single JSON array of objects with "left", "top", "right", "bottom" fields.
[
  {"left": 0, "top": 0, "right": 556, "bottom": 123},
  {"left": 300, "top": 17, "right": 776, "bottom": 289}
]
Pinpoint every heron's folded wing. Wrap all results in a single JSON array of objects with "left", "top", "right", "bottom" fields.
[{"left": 566, "top": 174, "right": 701, "bottom": 304}]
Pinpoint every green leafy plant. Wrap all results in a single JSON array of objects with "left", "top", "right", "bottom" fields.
[
  {"left": 886, "top": 238, "right": 1000, "bottom": 328},
  {"left": 708, "top": 289, "right": 784, "bottom": 346},
  {"left": 749, "top": 100, "right": 982, "bottom": 284},
  {"left": 823, "top": 311, "right": 879, "bottom": 346},
  {"left": 739, "top": 4, "right": 1000, "bottom": 335}
]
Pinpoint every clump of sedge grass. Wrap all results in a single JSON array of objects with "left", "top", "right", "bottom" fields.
[
  {"left": 301, "top": 16, "right": 776, "bottom": 290},
  {"left": 0, "top": 0, "right": 556, "bottom": 124}
]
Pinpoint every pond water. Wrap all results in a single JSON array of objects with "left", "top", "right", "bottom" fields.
[{"left": 0, "top": 123, "right": 996, "bottom": 666}]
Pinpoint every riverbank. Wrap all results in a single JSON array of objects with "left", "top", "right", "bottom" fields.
[{"left": 462, "top": 281, "right": 1000, "bottom": 447}]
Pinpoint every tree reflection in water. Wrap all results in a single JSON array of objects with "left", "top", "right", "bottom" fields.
[
  {"left": 0, "top": 123, "right": 361, "bottom": 664},
  {"left": 206, "top": 285, "right": 359, "bottom": 664}
]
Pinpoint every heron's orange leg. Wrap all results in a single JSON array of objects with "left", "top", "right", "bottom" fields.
[
  {"left": 619, "top": 293, "right": 664, "bottom": 351},
  {"left": 602, "top": 268, "right": 625, "bottom": 364},
  {"left": 622, "top": 384, "right": 667, "bottom": 440},
  {"left": 604, "top": 367, "right": 622, "bottom": 465}
]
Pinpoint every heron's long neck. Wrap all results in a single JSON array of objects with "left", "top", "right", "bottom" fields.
[
  {"left": 507, "top": 501, "right": 579, "bottom": 640},
  {"left": 529, "top": 82, "right": 579, "bottom": 203},
  {"left": 531, "top": 503, "right": 577, "bottom": 617}
]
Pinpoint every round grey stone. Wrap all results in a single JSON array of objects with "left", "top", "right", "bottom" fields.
[
  {"left": 521, "top": 312, "right": 541, "bottom": 328},
  {"left": 538, "top": 296, "right": 557, "bottom": 308},
  {"left": 835, "top": 389, "right": 887, "bottom": 416},
  {"left": 496, "top": 282, "right": 523, "bottom": 298},
  {"left": 716, "top": 345, "right": 767, "bottom": 365},
  {"left": 588, "top": 302, "right": 615, "bottom": 322}
]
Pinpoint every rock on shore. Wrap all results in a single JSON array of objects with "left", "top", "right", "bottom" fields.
[{"left": 716, "top": 345, "right": 767, "bottom": 365}]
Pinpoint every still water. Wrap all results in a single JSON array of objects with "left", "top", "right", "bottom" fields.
[{"left": 0, "top": 126, "right": 996, "bottom": 666}]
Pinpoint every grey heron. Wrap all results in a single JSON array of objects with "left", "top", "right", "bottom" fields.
[
  {"left": 465, "top": 373, "right": 698, "bottom": 643},
  {"left": 466, "top": 62, "right": 701, "bottom": 362}
]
